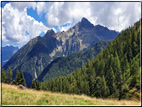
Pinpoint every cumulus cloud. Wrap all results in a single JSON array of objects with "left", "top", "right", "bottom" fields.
[
  {"left": 45, "top": 2, "right": 91, "bottom": 26},
  {"left": 37, "top": 2, "right": 141, "bottom": 32},
  {"left": 89, "top": 2, "right": 141, "bottom": 31},
  {"left": 11, "top": 2, "right": 36, "bottom": 11},
  {"left": 36, "top": 2, "right": 53, "bottom": 16},
  {"left": 2, "top": 3, "right": 49, "bottom": 45}
]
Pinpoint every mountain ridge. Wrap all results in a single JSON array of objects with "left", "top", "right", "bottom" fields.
[{"left": 3, "top": 17, "right": 119, "bottom": 87}]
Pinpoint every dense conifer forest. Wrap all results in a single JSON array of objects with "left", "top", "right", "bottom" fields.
[{"left": 38, "top": 19, "right": 141, "bottom": 100}]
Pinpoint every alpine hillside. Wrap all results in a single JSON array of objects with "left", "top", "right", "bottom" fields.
[
  {"left": 3, "top": 17, "right": 119, "bottom": 87},
  {"left": 38, "top": 40, "right": 111, "bottom": 82},
  {"left": 40, "top": 19, "right": 141, "bottom": 100}
]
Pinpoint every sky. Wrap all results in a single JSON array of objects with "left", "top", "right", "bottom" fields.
[{"left": 1, "top": 1, "right": 141, "bottom": 48}]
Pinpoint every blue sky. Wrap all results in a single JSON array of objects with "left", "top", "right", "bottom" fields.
[
  {"left": 27, "top": 7, "right": 47, "bottom": 28},
  {"left": 1, "top": 2, "right": 141, "bottom": 48}
]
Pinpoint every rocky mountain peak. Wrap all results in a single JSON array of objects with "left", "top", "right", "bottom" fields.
[
  {"left": 80, "top": 17, "right": 94, "bottom": 29},
  {"left": 81, "top": 17, "right": 90, "bottom": 23},
  {"left": 44, "top": 29, "right": 55, "bottom": 37}
]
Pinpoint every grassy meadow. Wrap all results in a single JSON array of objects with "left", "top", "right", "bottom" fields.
[{"left": 1, "top": 83, "right": 141, "bottom": 105}]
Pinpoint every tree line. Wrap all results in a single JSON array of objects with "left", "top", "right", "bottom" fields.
[
  {"left": 2, "top": 67, "right": 27, "bottom": 87},
  {"left": 2, "top": 67, "right": 41, "bottom": 90}
]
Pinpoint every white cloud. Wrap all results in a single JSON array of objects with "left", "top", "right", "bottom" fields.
[
  {"left": 2, "top": 3, "right": 49, "bottom": 45},
  {"left": 44, "top": 2, "right": 92, "bottom": 26},
  {"left": 89, "top": 2, "right": 141, "bottom": 31},
  {"left": 36, "top": 2, "right": 53, "bottom": 16},
  {"left": 37, "top": 2, "right": 141, "bottom": 32},
  {"left": 11, "top": 2, "right": 36, "bottom": 11}
]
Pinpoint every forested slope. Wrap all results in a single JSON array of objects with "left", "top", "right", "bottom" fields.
[
  {"left": 40, "top": 19, "right": 141, "bottom": 100},
  {"left": 38, "top": 40, "right": 111, "bottom": 82}
]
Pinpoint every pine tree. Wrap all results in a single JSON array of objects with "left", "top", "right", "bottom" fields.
[
  {"left": 93, "top": 76, "right": 103, "bottom": 98},
  {"left": 2, "top": 69, "right": 7, "bottom": 83},
  {"left": 13, "top": 69, "right": 20, "bottom": 85},
  {"left": 106, "top": 67, "right": 118, "bottom": 98},
  {"left": 7, "top": 67, "right": 13, "bottom": 84},
  {"left": 130, "top": 54, "right": 140, "bottom": 88},
  {"left": 86, "top": 63, "right": 96, "bottom": 96},
  {"left": 31, "top": 80, "right": 36, "bottom": 89},
  {"left": 35, "top": 80, "right": 41, "bottom": 90},
  {"left": 113, "top": 52, "right": 122, "bottom": 82},
  {"left": 102, "top": 76, "right": 109, "bottom": 98},
  {"left": 13, "top": 69, "right": 27, "bottom": 87},
  {"left": 92, "top": 76, "right": 109, "bottom": 98},
  {"left": 19, "top": 70, "right": 27, "bottom": 87}
]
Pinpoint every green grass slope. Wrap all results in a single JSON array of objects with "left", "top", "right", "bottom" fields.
[{"left": 2, "top": 83, "right": 140, "bottom": 105}]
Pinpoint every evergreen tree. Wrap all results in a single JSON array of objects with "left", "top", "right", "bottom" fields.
[
  {"left": 31, "top": 80, "right": 36, "bottom": 89},
  {"left": 13, "top": 69, "right": 27, "bottom": 87},
  {"left": 106, "top": 67, "right": 118, "bottom": 98},
  {"left": 35, "top": 80, "right": 41, "bottom": 90},
  {"left": 113, "top": 52, "right": 122, "bottom": 82},
  {"left": 92, "top": 76, "right": 109, "bottom": 98},
  {"left": 102, "top": 76, "right": 109, "bottom": 98},
  {"left": 90, "top": 72, "right": 96, "bottom": 96},
  {"left": 129, "top": 54, "right": 140, "bottom": 88},
  {"left": 19, "top": 70, "right": 27, "bottom": 87},
  {"left": 13, "top": 69, "right": 20, "bottom": 85},
  {"left": 2, "top": 69, "right": 7, "bottom": 83},
  {"left": 7, "top": 67, "right": 13, "bottom": 84},
  {"left": 93, "top": 76, "right": 103, "bottom": 98},
  {"left": 114, "top": 52, "right": 122, "bottom": 99},
  {"left": 86, "top": 60, "right": 96, "bottom": 96}
]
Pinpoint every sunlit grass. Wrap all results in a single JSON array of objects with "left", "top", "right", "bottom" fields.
[{"left": 2, "top": 83, "right": 141, "bottom": 105}]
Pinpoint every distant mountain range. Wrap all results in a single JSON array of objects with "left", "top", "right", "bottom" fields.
[
  {"left": 3, "top": 17, "right": 119, "bottom": 87},
  {"left": 2, "top": 46, "right": 19, "bottom": 66}
]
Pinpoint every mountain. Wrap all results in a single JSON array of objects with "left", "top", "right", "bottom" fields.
[
  {"left": 41, "top": 19, "right": 140, "bottom": 100},
  {"left": 3, "top": 17, "right": 119, "bottom": 87},
  {"left": 38, "top": 40, "right": 111, "bottom": 82},
  {"left": 2, "top": 46, "right": 19, "bottom": 66}
]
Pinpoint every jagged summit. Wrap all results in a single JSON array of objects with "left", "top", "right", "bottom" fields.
[
  {"left": 80, "top": 17, "right": 94, "bottom": 29},
  {"left": 81, "top": 17, "right": 90, "bottom": 23},
  {"left": 44, "top": 29, "right": 55, "bottom": 37}
]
